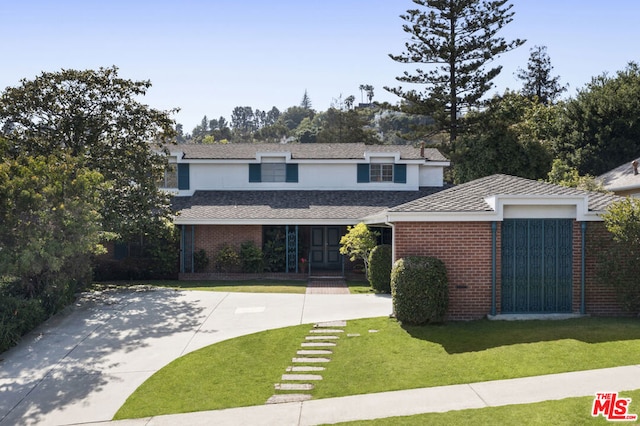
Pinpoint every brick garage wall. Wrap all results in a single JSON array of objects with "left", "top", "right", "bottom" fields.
[
  {"left": 583, "top": 221, "right": 628, "bottom": 316},
  {"left": 195, "top": 225, "right": 262, "bottom": 273},
  {"left": 394, "top": 222, "right": 495, "bottom": 320}
]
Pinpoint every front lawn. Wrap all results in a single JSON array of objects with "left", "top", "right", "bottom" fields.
[{"left": 114, "top": 317, "right": 640, "bottom": 420}]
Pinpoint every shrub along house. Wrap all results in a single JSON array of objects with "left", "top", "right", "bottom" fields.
[
  {"left": 367, "top": 174, "right": 625, "bottom": 320},
  {"left": 166, "top": 143, "right": 450, "bottom": 277}
]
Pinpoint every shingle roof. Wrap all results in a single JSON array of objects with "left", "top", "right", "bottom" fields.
[
  {"left": 389, "top": 174, "right": 622, "bottom": 213},
  {"left": 175, "top": 143, "right": 448, "bottom": 162},
  {"left": 172, "top": 187, "right": 448, "bottom": 223},
  {"left": 598, "top": 158, "right": 640, "bottom": 191}
]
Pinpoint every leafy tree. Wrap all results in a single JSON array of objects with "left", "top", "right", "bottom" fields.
[
  {"left": 0, "top": 66, "right": 178, "bottom": 241},
  {"left": 555, "top": 62, "right": 640, "bottom": 176},
  {"left": 598, "top": 198, "right": 640, "bottom": 313},
  {"left": 339, "top": 223, "right": 379, "bottom": 278},
  {"left": 450, "top": 91, "right": 553, "bottom": 182},
  {"left": 387, "top": 0, "right": 525, "bottom": 142},
  {"left": 280, "top": 105, "right": 315, "bottom": 130},
  {"left": 230, "top": 106, "right": 256, "bottom": 138},
  {"left": 0, "top": 149, "right": 106, "bottom": 306},
  {"left": 516, "top": 45, "right": 567, "bottom": 104},
  {"left": 315, "top": 108, "right": 379, "bottom": 144},
  {"left": 546, "top": 158, "right": 605, "bottom": 192}
]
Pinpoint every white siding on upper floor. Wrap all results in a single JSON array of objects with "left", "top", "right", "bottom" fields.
[{"left": 181, "top": 161, "right": 445, "bottom": 193}]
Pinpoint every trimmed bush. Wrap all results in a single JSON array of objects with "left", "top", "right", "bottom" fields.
[
  {"left": 239, "top": 241, "right": 264, "bottom": 273},
  {"left": 391, "top": 256, "right": 449, "bottom": 325},
  {"left": 368, "top": 245, "right": 392, "bottom": 293},
  {"left": 215, "top": 245, "right": 240, "bottom": 272}
]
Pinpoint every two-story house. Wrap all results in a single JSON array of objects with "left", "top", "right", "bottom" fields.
[
  {"left": 162, "top": 143, "right": 628, "bottom": 320},
  {"left": 166, "top": 143, "right": 450, "bottom": 276}
]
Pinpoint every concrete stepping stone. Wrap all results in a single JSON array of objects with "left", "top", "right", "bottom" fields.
[
  {"left": 315, "top": 320, "right": 347, "bottom": 327},
  {"left": 347, "top": 333, "right": 361, "bottom": 337},
  {"left": 297, "top": 349, "right": 332, "bottom": 355},
  {"left": 306, "top": 335, "right": 339, "bottom": 340},
  {"left": 275, "top": 383, "right": 315, "bottom": 391},
  {"left": 309, "top": 329, "right": 344, "bottom": 334},
  {"left": 292, "top": 357, "right": 330, "bottom": 363},
  {"left": 282, "top": 374, "right": 323, "bottom": 381},
  {"left": 266, "top": 394, "right": 312, "bottom": 404},
  {"left": 286, "top": 366, "right": 325, "bottom": 372},
  {"left": 301, "top": 342, "right": 336, "bottom": 347}
]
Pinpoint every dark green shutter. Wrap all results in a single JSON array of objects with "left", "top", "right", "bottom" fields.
[
  {"left": 357, "top": 164, "right": 370, "bottom": 183},
  {"left": 177, "top": 164, "right": 190, "bottom": 190},
  {"left": 394, "top": 164, "right": 407, "bottom": 183},
  {"left": 249, "top": 164, "right": 261, "bottom": 182},
  {"left": 286, "top": 164, "right": 298, "bottom": 182}
]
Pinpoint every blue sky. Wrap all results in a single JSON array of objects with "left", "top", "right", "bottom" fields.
[{"left": 1, "top": 1, "right": 639, "bottom": 131}]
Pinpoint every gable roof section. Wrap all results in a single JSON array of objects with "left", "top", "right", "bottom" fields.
[
  {"left": 597, "top": 158, "right": 640, "bottom": 192},
  {"left": 175, "top": 143, "right": 448, "bottom": 162},
  {"left": 384, "top": 174, "right": 621, "bottom": 222},
  {"left": 172, "top": 187, "right": 449, "bottom": 225}
]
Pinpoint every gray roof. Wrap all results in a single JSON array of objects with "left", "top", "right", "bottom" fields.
[
  {"left": 172, "top": 188, "right": 448, "bottom": 223},
  {"left": 174, "top": 143, "right": 448, "bottom": 162},
  {"left": 598, "top": 158, "right": 640, "bottom": 191},
  {"left": 389, "top": 174, "right": 622, "bottom": 213}
]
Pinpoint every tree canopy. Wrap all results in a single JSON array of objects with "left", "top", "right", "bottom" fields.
[
  {"left": 387, "top": 0, "right": 524, "bottom": 142},
  {"left": 0, "top": 66, "right": 178, "bottom": 239}
]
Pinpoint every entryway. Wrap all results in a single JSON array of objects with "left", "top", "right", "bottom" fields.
[
  {"left": 501, "top": 219, "right": 573, "bottom": 313},
  {"left": 309, "top": 226, "right": 343, "bottom": 271}
]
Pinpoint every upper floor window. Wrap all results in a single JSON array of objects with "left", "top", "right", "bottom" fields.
[
  {"left": 159, "top": 157, "right": 178, "bottom": 188},
  {"left": 357, "top": 163, "right": 406, "bottom": 184},
  {"left": 370, "top": 164, "right": 393, "bottom": 182},
  {"left": 261, "top": 163, "right": 287, "bottom": 182}
]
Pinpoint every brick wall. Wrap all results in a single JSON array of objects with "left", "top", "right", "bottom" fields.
[
  {"left": 583, "top": 221, "right": 627, "bottom": 316},
  {"left": 194, "top": 225, "right": 263, "bottom": 273},
  {"left": 394, "top": 222, "right": 495, "bottom": 320},
  {"left": 394, "top": 220, "right": 626, "bottom": 320}
]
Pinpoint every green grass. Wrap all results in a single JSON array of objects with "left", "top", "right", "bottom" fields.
[
  {"left": 337, "top": 390, "right": 640, "bottom": 425},
  {"left": 95, "top": 279, "right": 308, "bottom": 293},
  {"left": 115, "top": 317, "right": 640, "bottom": 420}
]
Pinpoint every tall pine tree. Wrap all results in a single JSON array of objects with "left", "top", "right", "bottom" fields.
[
  {"left": 387, "top": 0, "right": 525, "bottom": 142},
  {"left": 516, "top": 45, "right": 567, "bottom": 105}
]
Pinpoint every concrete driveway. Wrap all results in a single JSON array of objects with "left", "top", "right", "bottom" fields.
[{"left": 0, "top": 287, "right": 392, "bottom": 426}]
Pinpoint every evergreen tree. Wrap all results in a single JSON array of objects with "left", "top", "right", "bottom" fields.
[
  {"left": 516, "top": 45, "right": 567, "bottom": 104},
  {"left": 300, "top": 90, "right": 312, "bottom": 109},
  {"left": 387, "top": 0, "right": 525, "bottom": 142}
]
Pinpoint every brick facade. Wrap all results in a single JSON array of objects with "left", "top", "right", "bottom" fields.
[
  {"left": 394, "top": 222, "right": 495, "bottom": 320},
  {"left": 195, "top": 225, "right": 262, "bottom": 273},
  {"left": 394, "top": 220, "right": 625, "bottom": 320}
]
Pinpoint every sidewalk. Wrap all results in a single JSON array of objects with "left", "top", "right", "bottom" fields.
[{"left": 83, "top": 365, "right": 640, "bottom": 425}]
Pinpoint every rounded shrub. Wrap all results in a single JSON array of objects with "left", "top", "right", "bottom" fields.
[
  {"left": 368, "top": 244, "right": 392, "bottom": 293},
  {"left": 391, "top": 256, "right": 449, "bottom": 325}
]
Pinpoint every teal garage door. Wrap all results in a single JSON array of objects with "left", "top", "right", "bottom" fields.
[{"left": 501, "top": 219, "right": 573, "bottom": 313}]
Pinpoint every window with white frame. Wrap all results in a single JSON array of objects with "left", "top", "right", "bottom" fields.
[
  {"left": 159, "top": 157, "right": 178, "bottom": 188},
  {"left": 370, "top": 163, "right": 394, "bottom": 182}
]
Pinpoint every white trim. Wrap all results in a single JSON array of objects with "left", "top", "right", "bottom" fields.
[
  {"left": 174, "top": 218, "right": 360, "bottom": 226},
  {"left": 376, "top": 195, "right": 606, "bottom": 223}
]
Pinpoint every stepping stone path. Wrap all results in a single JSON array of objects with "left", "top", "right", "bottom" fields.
[{"left": 266, "top": 320, "right": 346, "bottom": 404}]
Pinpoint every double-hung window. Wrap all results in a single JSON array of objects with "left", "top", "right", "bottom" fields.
[{"left": 370, "top": 164, "right": 394, "bottom": 182}]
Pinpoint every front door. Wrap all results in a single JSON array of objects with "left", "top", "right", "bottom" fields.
[{"left": 310, "top": 226, "right": 342, "bottom": 270}]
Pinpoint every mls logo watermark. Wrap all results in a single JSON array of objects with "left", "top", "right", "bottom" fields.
[{"left": 592, "top": 392, "right": 638, "bottom": 421}]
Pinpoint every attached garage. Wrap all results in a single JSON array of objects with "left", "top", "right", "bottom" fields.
[
  {"left": 501, "top": 219, "right": 573, "bottom": 314},
  {"left": 375, "top": 174, "right": 625, "bottom": 320}
]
